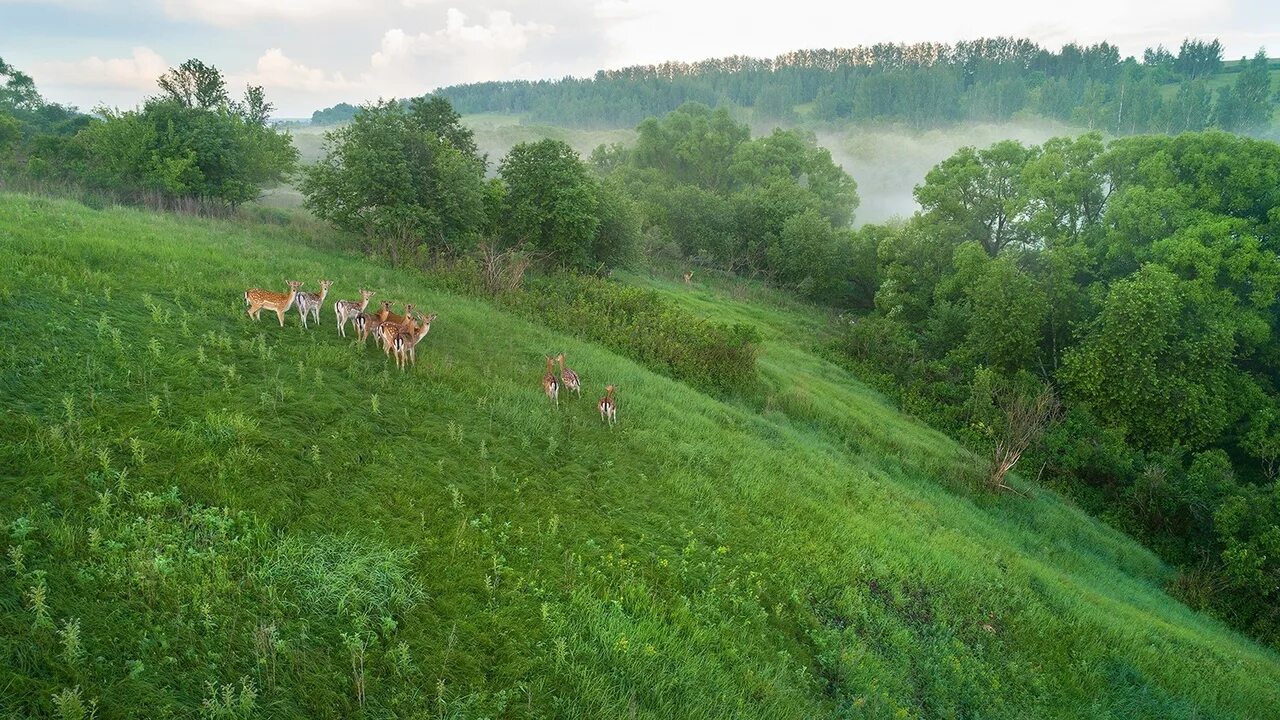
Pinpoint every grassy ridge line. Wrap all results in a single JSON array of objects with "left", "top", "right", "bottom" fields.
[{"left": 0, "top": 194, "right": 1278, "bottom": 717}]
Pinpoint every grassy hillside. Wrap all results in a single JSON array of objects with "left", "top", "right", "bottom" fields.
[{"left": 2, "top": 194, "right": 1279, "bottom": 718}]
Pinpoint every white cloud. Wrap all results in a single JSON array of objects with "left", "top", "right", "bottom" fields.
[
  {"left": 241, "top": 48, "right": 354, "bottom": 92},
  {"left": 159, "top": 0, "right": 366, "bottom": 26},
  {"left": 367, "top": 8, "right": 554, "bottom": 94},
  {"left": 33, "top": 46, "right": 169, "bottom": 90}
]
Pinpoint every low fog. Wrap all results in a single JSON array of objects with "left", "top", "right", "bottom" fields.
[{"left": 280, "top": 115, "right": 1087, "bottom": 225}]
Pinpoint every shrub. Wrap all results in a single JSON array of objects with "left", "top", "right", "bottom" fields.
[{"left": 504, "top": 273, "right": 760, "bottom": 393}]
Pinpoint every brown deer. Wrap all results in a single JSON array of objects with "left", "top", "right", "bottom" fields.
[
  {"left": 555, "top": 353, "right": 581, "bottom": 398},
  {"left": 295, "top": 279, "right": 333, "bottom": 329},
  {"left": 392, "top": 313, "right": 437, "bottom": 370},
  {"left": 245, "top": 281, "right": 303, "bottom": 327},
  {"left": 334, "top": 289, "right": 374, "bottom": 337},
  {"left": 354, "top": 301, "right": 392, "bottom": 345},
  {"left": 682, "top": 270, "right": 693, "bottom": 285},
  {"left": 598, "top": 385, "right": 617, "bottom": 425},
  {"left": 542, "top": 356, "right": 560, "bottom": 406},
  {"left": 374, "top": 303, "right": 417, "bottom": 352}
]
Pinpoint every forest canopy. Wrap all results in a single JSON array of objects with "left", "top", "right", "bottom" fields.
[{"left": 310, "top": 37, "right": 1278, "bottom": 135}]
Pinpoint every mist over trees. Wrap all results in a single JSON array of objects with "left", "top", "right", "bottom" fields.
[{"left": 307, "top": 37, "right": 1280, "bottom": 136}]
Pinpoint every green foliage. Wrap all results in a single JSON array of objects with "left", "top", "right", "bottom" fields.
[
  {"left": 498, "top": 139, "right": 601, "bottom": 269},
  {"left": 301, "top": 98, "right": 487, "bottom": 257},
  {"left": 70, "top": 99, "right": 296, "bottom": 207},
  {"left": 832, "top": 131, "right": 1280, "bottom": 646},
  {"left": 503, "top": 273, "right": 761, "bottom": 392},
  {"left": 336, "top": 36, "right": 1278, "bottom": 135},
  {"left": 602, "top": 103, "right": 858, "bottom": 299},
  {"left": 1061, "top": 265, "right": 1236, "bottom": 450}
]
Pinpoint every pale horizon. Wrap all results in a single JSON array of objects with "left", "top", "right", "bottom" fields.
[{"left": 2, "top": 0, "right": 1278, "bottom": 117}]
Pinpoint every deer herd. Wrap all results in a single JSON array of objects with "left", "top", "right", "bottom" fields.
[{"left": 243, "top": 280, "right": 620, "bottom": 424}]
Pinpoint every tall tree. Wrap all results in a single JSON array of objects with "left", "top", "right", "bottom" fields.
[
  {"left": 156, "top": 59, "right": 229, "bottom": 110},
  {"left": 497, "top": 139, "right": 601, "bottom": 270},
  {"left": 1216, "top": 50, "right": 1274, "bottom": 132}
]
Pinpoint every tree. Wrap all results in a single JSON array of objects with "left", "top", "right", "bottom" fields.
[
  {"left": 301, "top": 99, "right": 486, "bottom": 259},
  {"left": 1061, "top": 264, "right": 1237, "bottom": 450},
  {"left": 238, "top": 85, "right": 273, "bottom": 126},
  {"left": 914, "top": 140, "right": 1035, "bottom": 256},
  {"left": 1166, "top": 80, "right": 1212, "bottom": 133},
  {"left": 1215, "top": 50, "right": 1274, "bottom": 132},
  {"left": 156, "top": 59, "right": 229, "bottom": 110},
  {"left": 497, "top": 139, "right": 601, "bottom": 270}
]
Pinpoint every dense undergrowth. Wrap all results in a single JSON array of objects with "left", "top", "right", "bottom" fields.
[{"left": 2, "top": 193, "right": 1280, "bottom": 718}]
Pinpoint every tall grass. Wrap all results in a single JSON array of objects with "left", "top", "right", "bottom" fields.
[{"left": 1, "top": 193, "right": 1278, "bottom": 718}]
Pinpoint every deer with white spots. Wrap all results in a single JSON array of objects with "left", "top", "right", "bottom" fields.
[
  {"left": 392, "top": 312, "right": 437, "bottom": 370},
  {"left": 354, "top": 301, "right": 392, "bottom": 345},
  {"left": 598, "top": 385, "right": 617, "bottom": 425},
  {"left": 542, "top": 356, "right": 560, "bottom": 406},
  {"left": 244, "top": 280, "right": 303, "bottom": 327},
  {"left": 295, "top": 279, "right": 333, "bottom": 329},
  {"left": 334, "top": 289, "right": 375, "bottom": 337},
  {"left": 556, "top": 353, "right": 581, "bottom": 398}
]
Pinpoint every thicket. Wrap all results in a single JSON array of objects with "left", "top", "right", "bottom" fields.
[
  {"left": 302, "top": 98, "right": 637, "bottom": 273},
  {"left": 831, "top": 131, "right": 1280, "bottom": 645},
  {"left": 340, "top": 38, "right": 1280, "bottom": 134},
  {"left": 593, "top": 102, "right": 867, "bottom": 306},
  {"left": 502, "top": 274, "right": 761, "bottom": 393},
  {"left": 1, "top": 57, "right": 296, "bottom": 210}
]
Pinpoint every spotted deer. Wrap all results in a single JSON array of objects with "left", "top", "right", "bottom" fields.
[
  {"left": 683, "top": 270, "right": 693, "bottom": 285},
  {"left": 598, "top": 384, "right": 617, "bottom": 425},
  {"left": 374, "top": 303, "right": 417, "bottom": 352},
  {"left": 244, "top": 281, "right": 303, "bottom": 327},
  {"left": 334, "top": 289, "right": 374, "bottom": 337},
  {"left": 295, "top": 279, "right": 333, "bottom": 329},
  {"left": 542, "top": 356, "right": 560, "bottom": 406},
  {"left": 555, "top": 353, "right": 581, "bottom": 398},
  {"left": 354, "top": 301, "right": 392, "bottom": 345},
  {"left": 392, "top": 313, "right": 437, "bottom": 370}
]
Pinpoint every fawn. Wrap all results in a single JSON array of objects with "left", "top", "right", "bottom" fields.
[
  {"left": 683, "top": 270, "right": 693, "bottom": 285},
  {"left": 598, "top": 385, "right": 617, "bottom": 425},
  {"left": 392, "top": 313, "right": 437, "bottom": 370},
  {"left": 542, "top": 356, "right": 560, "bottom": 406},
  {"left": 245, "top": 281, "right": 303, "bottom": 327},
  {"left": 555, "top": 353, "right": 581, "bottom": 398},
  {"left": 295, "top": 279, "right": 333, "bottom": 329},
  {"left": 354, "top": 301, "right": 392, "bottom": 345},
  {"left": 334, "top": 289, "right": 374, "bottom": 337}
]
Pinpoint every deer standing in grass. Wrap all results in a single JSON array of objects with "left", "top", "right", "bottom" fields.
[
  {"left": 334, "top": 289, "right": 375, "bottom": 337},
  {"left": 244, "top": 281, "right": 303, "bottom": 327},
  {"left": 555, "top": 353, "right": 581, "bottom": 398},
  {"left": 542, "top": 356, "right": 560, "bottom": 406},
  {"left": 392, "top": 313, "right": 437, "bottom": 370},
  {"left": 374, "top": 303, "right": 416, "bottom": 352},
  {"left": 354, "top": 301, "right": 392, "bottom": 345},
  {"left": 295, "top": 279, "right": 333, "bottom": 329},
  {"left": 683, "top": 270, "right": 693, "bottom": 285},
  {"left": 598, "top": 385, "right": 617, "bottom": 425}
]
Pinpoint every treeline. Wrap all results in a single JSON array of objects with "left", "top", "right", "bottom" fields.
[
  {"left": 364, "top": 37, "right": 1279, "bottom": 134},
  {"left": 824, "top": 132, "right": 1280, "bottom": 645},
  {"left": 1, "top": 57, "right": 296, "bottom": 209}
]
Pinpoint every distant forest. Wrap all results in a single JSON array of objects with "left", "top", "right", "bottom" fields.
[{"left": 311, "top": 38, "right": 1278, "bottom": 134}]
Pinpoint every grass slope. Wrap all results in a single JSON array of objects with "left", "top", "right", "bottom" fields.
[{"left": 1, "top": 194, "right": 1279, "bottom": 719}]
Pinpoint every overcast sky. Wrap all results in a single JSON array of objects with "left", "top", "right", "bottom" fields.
[{"left": 2, "top": 0, "right": 1278, "bottom": 117}]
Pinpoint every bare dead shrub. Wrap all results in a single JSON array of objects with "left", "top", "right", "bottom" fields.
[{"left": 988, "top": 387, "right": 1060, "bottom": 493}]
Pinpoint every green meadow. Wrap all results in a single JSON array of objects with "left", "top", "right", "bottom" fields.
[{"left": 2, "top": 193, "right": 1279, "bottom": 718}]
